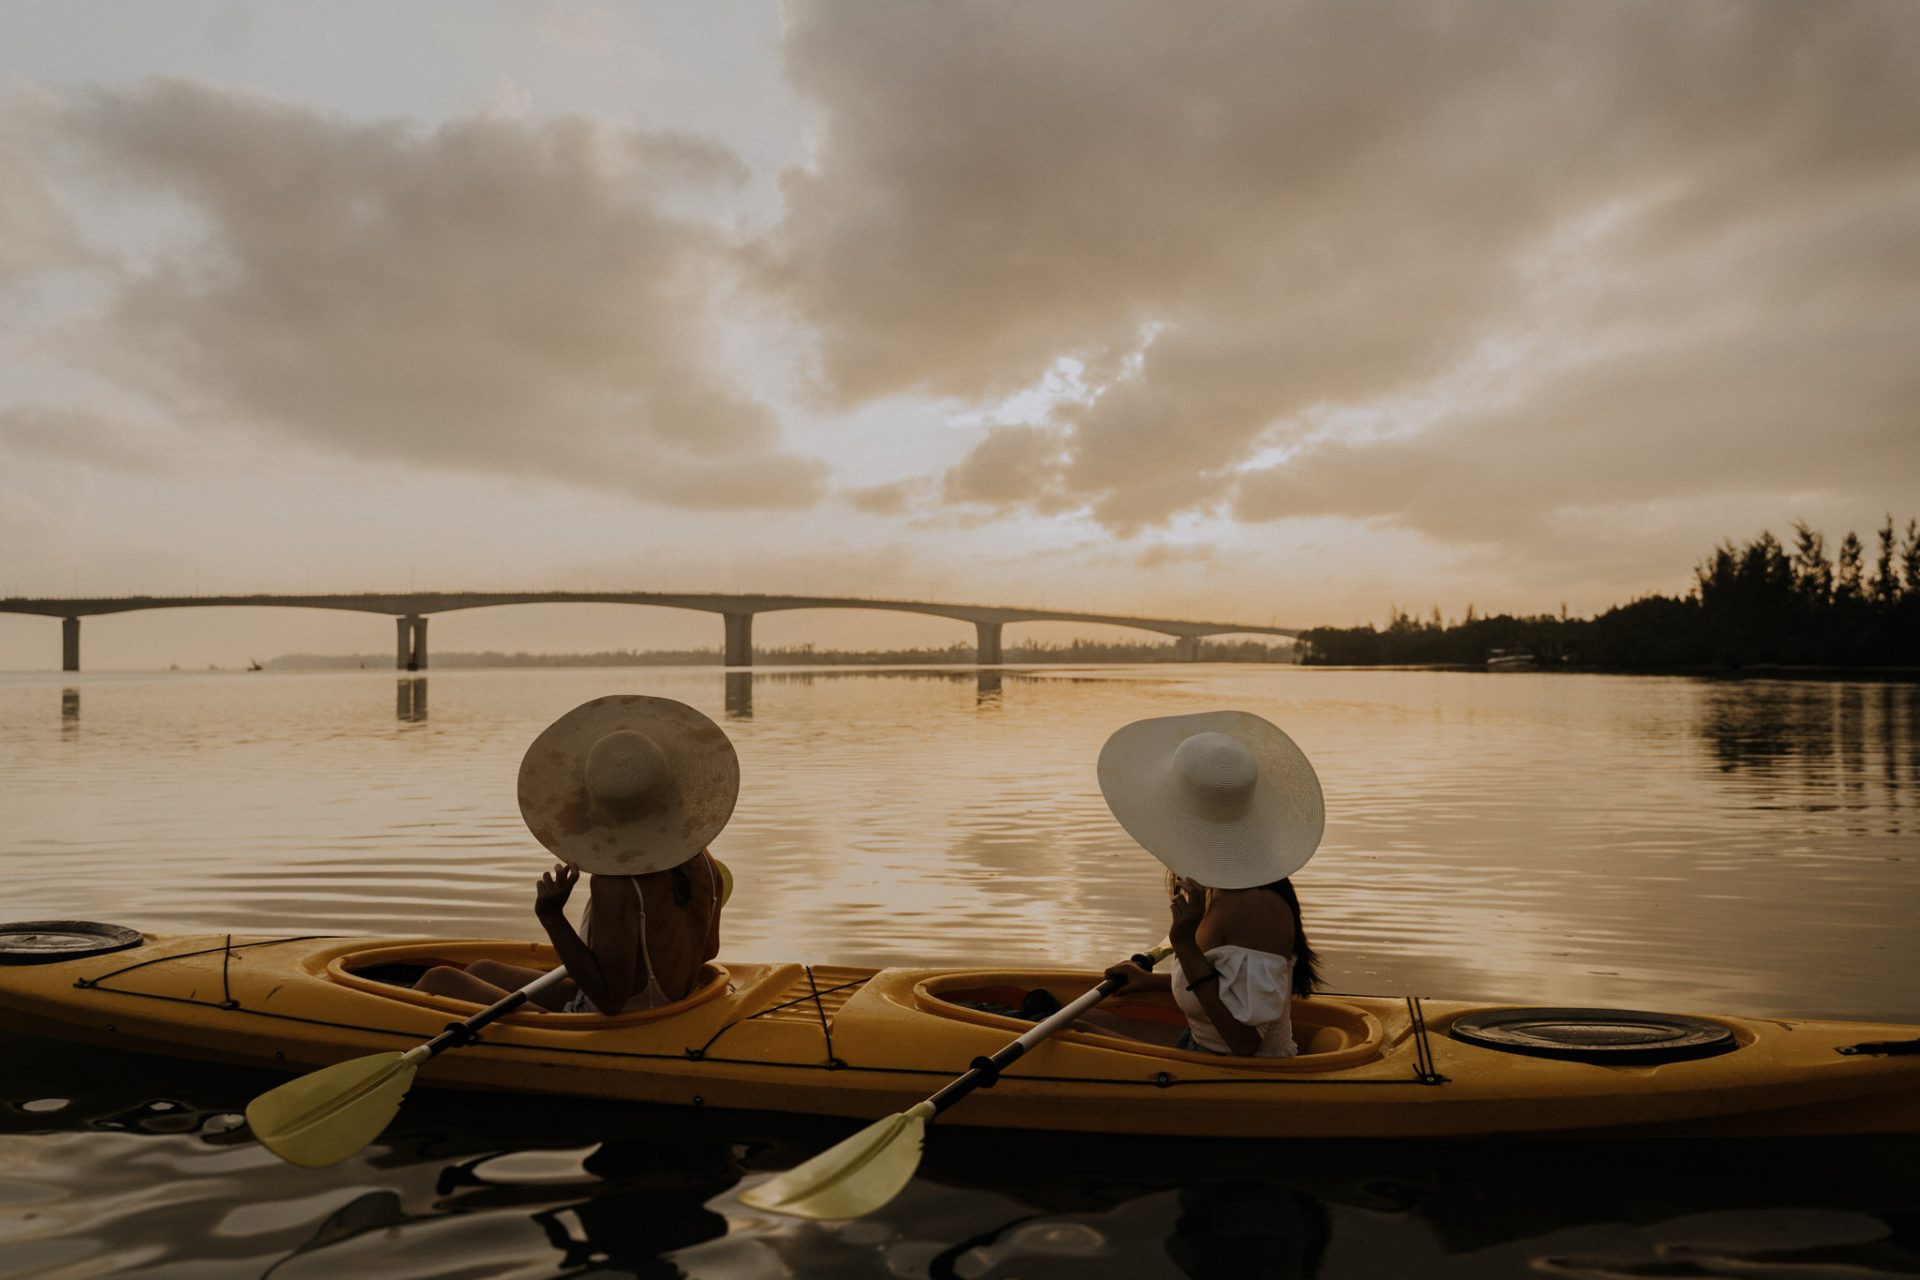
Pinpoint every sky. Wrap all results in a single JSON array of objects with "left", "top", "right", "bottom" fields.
[{"left": 2, "top": 0, "right": 1916, "bottom": 668}]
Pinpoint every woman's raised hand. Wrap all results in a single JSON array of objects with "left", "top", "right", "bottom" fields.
[
  {"left": 535, "top": 862, "right": 579, "bottom": 917},
  {"left": 1168, "top": 876, "right": 1207, "bottom": 942}
]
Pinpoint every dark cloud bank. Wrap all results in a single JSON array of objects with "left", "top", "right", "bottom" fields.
[
  {"left": 768, "top": 0, "right": 1920, "bottom": 539},
  {"left": 3, "top": 79, "right": 825, "bottom": 509},
  {"left": 4, "top": 2, "right": 1917, "bottom": 549}
]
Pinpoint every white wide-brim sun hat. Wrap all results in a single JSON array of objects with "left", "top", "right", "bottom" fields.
[
  {"left": 1097, "top": 710, "right": 1324, "bottom": 890},
  {"left": 517, "top": 695, "right": 739, "bottom": 876}
]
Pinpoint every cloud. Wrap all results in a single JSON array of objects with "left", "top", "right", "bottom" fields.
[
  {"left": 768, "top": 0, "right": 1920, "bottom": 539},
  {"left": 0, "top": 89, "right": 94, "bottom": 284},
  {"left": 840, "top": 475, "right": 930, "bottom": 515},
  {"left": 0, "top": 406, "right": 181, "bottom": 475},
  {"left": 1132, "top": 541, "right": 1218, "bottom": 571},
  {"left": 939, "top": 424, "right": 1067, "bottom": 508},
  {"left": 4, "top": 78, "right": 826, "bottom": 510}
]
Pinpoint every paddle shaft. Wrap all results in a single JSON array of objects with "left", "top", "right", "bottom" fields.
[
  {"left": 925, "top": 946, "right": 1170, "bottom": 1117},
  {"left": 412, "top": 965, "right": 570, "bottom": 1061}
]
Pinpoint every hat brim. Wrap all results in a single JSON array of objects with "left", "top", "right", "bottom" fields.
[
  {"left": 518, "top": 695, "right": 739, "bottom": 875},
  {"left": 1097, "top": 710, "right": 1324, "bottom": 889}
]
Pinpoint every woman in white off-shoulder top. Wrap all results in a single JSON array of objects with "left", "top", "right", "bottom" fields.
[
  {"left": 1105, "top": 873, "right": 1320, "bottom": 1056},
  {"left": 1094, "top": 709, "right": 1328, "bottom": 1058}
]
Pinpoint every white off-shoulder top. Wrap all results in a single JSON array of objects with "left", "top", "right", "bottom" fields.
[{"left": 1170, "top": 945, "right": 1297, "bottom": 1057}]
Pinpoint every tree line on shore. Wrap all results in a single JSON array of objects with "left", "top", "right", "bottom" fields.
[{"left": 1298, "top": 516, "right": 1920, "bottom": 670}]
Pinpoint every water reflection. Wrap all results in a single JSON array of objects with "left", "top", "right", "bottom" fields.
[
  {"left": 395, "top": 677, "right": 427, "bottom": 723},
  {"left": 8, "top": 1033, "right": 1920, "bottom": 1280},
  {"left": 725, "top": 671, "right": 753, "bottom": 720},
  {"left": 520, "top": 1143, "right": 735, "bottom": 1273},
  {"left": 1698, "top": 679, "right": 1918, "bottom": 833},
  {"left": 721, "top": 667, "right": 1016, "bottom": 722},
  {"left": 60, "top": 687, "right": 79, "bottom": 722}
]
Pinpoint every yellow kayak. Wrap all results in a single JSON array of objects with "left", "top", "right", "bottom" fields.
[{"left": 2, "top": 927, "right": 1916, "bottom": 1139}]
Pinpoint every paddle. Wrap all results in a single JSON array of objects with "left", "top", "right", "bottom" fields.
[
  {"left": 248, "top": 856, "right": 737, "bottom": 1168},
  {"left": 246, "top": 964, "right": 569, "bottom": 1168},
  {"left": 739, "top": 940, "right": 1174, "bottom": 1220}
]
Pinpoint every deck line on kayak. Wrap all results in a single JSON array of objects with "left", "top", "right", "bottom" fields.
[
  {"left": 73, "top": 934, "right": 332, "bottom": 989},
  {"left": 689, "top": 968, "right": 870, "bottom": 1063}
]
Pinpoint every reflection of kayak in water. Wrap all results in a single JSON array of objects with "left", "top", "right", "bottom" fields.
[
  {"left": 2, "top": 926, "right": 1917, "bottom": 1139},
  {"left": 9, "top": 1034, "right": 1916, "bottom": 1280}
]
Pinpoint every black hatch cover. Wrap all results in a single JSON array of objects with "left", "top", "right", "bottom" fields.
[
  {"left": 0, "top": 920, "right": 144, "bottom": 964},
  {"left": 1449, "top": 1006, "right": 1737, "bottom": 1064}
]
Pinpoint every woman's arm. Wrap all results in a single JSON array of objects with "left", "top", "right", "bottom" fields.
[
  {"left": 1169, "top": 878, "right": 1263, "bottom": 1057},
  {"left": 1102, "top": 960, "right": 1172, "bottom": 993},
  {"left": 534, "top": 865, "right": 637, "bottom": 1014}
]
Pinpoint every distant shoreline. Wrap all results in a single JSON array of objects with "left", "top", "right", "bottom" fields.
[
  {"left": 1325, "top": 661, "right": 1920, "bottom": 682},
  {"left": 263, "top": 640, "right": 1302, "bottom": 670},
  {"left": 242, "top": 651, "right": 1920, "bottom": 681}
]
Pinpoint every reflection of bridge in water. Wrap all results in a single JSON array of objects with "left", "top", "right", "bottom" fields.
[
  {"left": 1, "top": 592, "right": 1300, "bottom": 671},
  {"left": 52, "top": 670, "right": 1055, "bottom": 727}
]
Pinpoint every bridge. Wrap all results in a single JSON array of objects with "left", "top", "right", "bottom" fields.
[{"left": 0, "top": 592, "right": 1300, "bottom": 671}]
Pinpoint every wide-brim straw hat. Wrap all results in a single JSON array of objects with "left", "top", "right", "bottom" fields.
[
  {"left": 518, "top": 695, "right": 739, "bottom": 876},
  {"left": 1097, "top": 710, "right": 1324, "bottom": 890}
]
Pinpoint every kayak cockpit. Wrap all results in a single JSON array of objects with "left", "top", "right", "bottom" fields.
[
  {"left": 319, "top": 939, "right": 730, "bottom": 1024},
  {"left": 913, "top": 972, "right": 1388, "bottom": 1070}
]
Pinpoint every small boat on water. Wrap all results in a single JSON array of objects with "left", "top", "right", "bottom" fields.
[
  {"left": 2, "top": 926, "right": 1917, "bottom": 1140},
  {"left": 1486, "top": 648, "right": 1537, "bottom": 671}
]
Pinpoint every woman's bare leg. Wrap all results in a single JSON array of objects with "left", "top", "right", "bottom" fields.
[
  {"left": 465, "top": 958, "right": 577, "bottom": 1010},
  {"left": 414, "top": 965, "right": 516, "bottom": 1005}
]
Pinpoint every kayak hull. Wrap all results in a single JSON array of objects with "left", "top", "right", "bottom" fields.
[{"left": 1, "top": 932, "right": 1916, "bottom": 1139}]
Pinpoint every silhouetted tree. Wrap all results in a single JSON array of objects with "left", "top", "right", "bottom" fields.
[
  {"left": 1834, "top": 532, "right": 1865, "bottom": 604},
  {"left": 1791, "top": 521, "right": 1832, "bottom": 604},
  {"left": 1872, "top": 516, "right": 1899, "bottom": 605},
  {"left": 1301, "top": 516, "right": 1916, "bottom": 671},
  {"left": 1897, "top": 519, "right": 1920, "bottom": 597}
]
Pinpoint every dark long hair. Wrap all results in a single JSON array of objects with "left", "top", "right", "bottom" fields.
[{"left": 1262, "top": 877, "right": 1321, "bottom": 997}]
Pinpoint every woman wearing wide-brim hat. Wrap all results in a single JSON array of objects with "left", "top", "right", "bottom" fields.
[
  {"left": 415, "top": 695, "right": 739, "bottom": 1015},
  {"left": 1096, "top": 710, "right": 1325, "bottom": 1057}
]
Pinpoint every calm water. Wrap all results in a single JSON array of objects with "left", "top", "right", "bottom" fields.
[{"left": 3, "top": 665, "right": 1918, "bottom": 1277}]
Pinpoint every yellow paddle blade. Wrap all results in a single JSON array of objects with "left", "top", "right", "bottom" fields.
[
  {"left": 738, "top": 1101, "right": 935, "bottom": 1220},
  {"left": 245, "top": 1050, "right": 421, "bottom": 1168}
]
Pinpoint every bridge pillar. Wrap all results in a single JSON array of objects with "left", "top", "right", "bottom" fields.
[
  {"left": 975, "top": 620, "right": 1003, "bottom": 665},
  {"left": 723, "top": 612, "right": 753, "bottom": 667},
  {"left": 397, "top": 615, "right": 427, "bottom": 670},
  {"left": 62, "top": 616, "right": 79, "bottom": 672},
  {"left": 1174, "top": 635, "right": 1202, "bottom": 662}
]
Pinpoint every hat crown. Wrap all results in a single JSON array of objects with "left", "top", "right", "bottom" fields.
[
  {"left": 584, "top": 730, "right": 674, "bottom": 815},
  {"left": 1173, "top": 732, "right": 1258, "bottom": 803}
]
